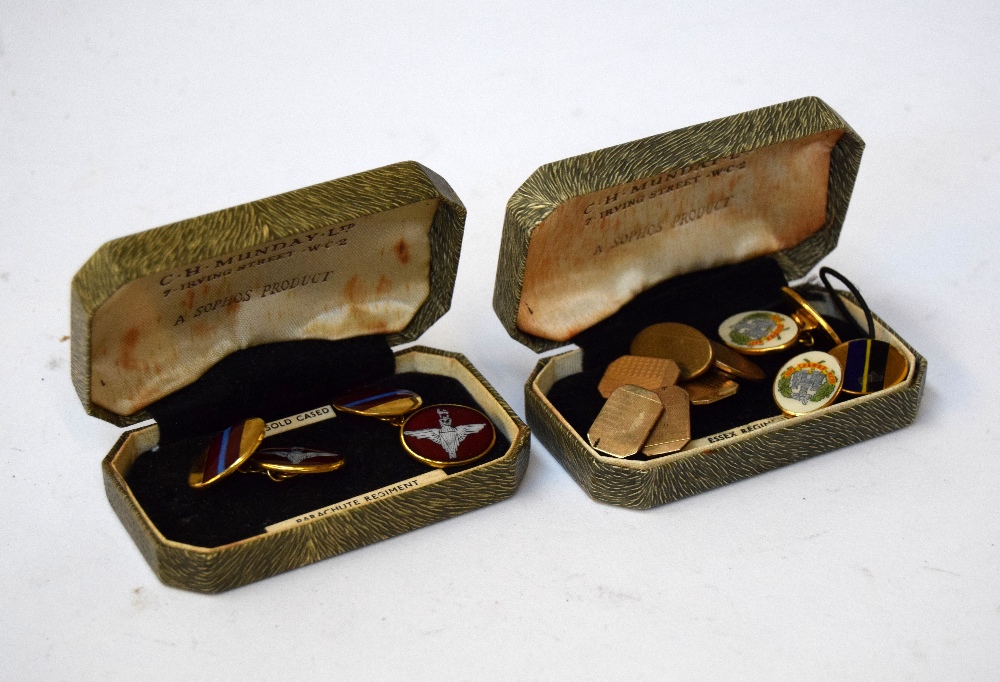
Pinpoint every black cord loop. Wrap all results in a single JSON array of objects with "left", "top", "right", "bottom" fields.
[{"left": 818, "top": 266, "right": 876, "bottom": 339}]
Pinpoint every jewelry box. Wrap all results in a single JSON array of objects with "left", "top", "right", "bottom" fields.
[
  {"left": 493, "top": 97, "right": 925, "bottom": 508},
  {"left": 72, "top": 162, "right": 529, "bottom": 592}
]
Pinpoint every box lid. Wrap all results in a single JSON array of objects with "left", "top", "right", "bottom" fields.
[
  {"left": 72, "top": 161, "right": 466, "bottom": 426},
  {"left": 493, "top": 96, "right": 864, "bottom": 353}
]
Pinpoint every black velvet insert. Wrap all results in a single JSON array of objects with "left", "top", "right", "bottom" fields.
[
  {"left": 127, "top": 371, "right": 510, "bottom": 548},
  {"left": 146, "top": 336, "right": 396, "bottom": 445},
  {"left": 548, "top": 257, "right": 866, "bottom": 448}
]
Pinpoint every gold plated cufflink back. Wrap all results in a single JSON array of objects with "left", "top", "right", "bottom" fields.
[
  {"left": 709, "top": 340, "right": 766, "bottom": 380},
  {"left": 682, "top": 370, "right": 740, "bottom": 405},
  {"left": 781, "top": 287, "right": 842, "bottom": 348}
]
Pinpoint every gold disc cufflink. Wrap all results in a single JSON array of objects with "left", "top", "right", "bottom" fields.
[
  {"left": 189, "top": 418, "right": 266, "bottom": 489},
  {"left": 772, "top": 351, "right": 844, "bottom": 416},
  {"left": 629, "top": 322, "right": 714, "bottom": 381},
  {"left": 709, "top": 340, "right": 766, "bottom": 381},
  {"left": 682, "top": 370, "right": 740, "bottom": 405}
]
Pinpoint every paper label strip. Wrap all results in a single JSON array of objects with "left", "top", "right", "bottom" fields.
[
  {"left": 263, "top": 405, "right": 337, "bottom": 437},
  {"left": 265, "top": 469, "right": 447, "bottom": 533},
  {"left": 686, "top": 415, "right": 787, "bottom": 450}
]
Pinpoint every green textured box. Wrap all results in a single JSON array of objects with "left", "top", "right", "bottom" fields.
[
  {"left": 493, "top": 97, "right": 924, "bottom": 508},
  {"left": 74, "top": 162, "right": 529, "bottom": 592}
]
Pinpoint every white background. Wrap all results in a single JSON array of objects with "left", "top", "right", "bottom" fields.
[{"left": 2, "top": 2, "right": 998, "bottom": 680}]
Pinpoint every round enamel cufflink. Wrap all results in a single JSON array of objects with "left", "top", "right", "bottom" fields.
[
  {"left": 772, "top": 351, "right": 844, "bottom": 416},
  {"left": 337, "top": 387, "right": 498, "bottom": 468},
  {"left": 401, "top": 404, "right": 496, "bottom": 468},
  {"left": 828, "top": 338, "right": 908, "bottom": 395},
  {"left": 719, "top": 287, "right": 842, "bottom": 355},
  {"left": 718, "top": 310, "right": 799, "bottom": 354},
  {"left": 814, "top": 267, "right": 910, "bottom": 396}
]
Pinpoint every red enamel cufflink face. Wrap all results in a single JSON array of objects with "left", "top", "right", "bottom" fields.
[{"left": 401, "top": 404, "right": 496, "bottom": 468}]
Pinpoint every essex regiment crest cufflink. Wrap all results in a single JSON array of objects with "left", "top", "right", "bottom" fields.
[
  {"left": 718, "top": 310, "right": 800, "bottom": 354},
  {"left": 772, "top": 351, "right": 844, "bottom": 416},
  {"left": 719, "top": 287, "right": 842, "bottom": 355}
]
